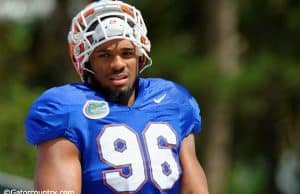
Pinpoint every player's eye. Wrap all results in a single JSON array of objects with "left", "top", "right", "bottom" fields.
[
  {"left": 97, "top": 52, "right": 111, "bottom": 58},
  {"left": 122, "top": 50, "right": 135, "bottom": 58}
]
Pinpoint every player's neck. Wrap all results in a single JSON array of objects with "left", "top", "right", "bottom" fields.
[
  {"left": 87, "top": 78, "right": 138, "bottom": 106},
  {"left": 126, "top": 90, "right": 136, "bottom": 106},
  {"left": 119, "top": 81, "right": 138, "bottom": 106},
  {"left": 118, "top": 80, "right": 139, "bottom": 106}
]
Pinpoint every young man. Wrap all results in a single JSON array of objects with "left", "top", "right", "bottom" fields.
[{"left": 25, "top": 0, "right": 209, "bottom": 193}]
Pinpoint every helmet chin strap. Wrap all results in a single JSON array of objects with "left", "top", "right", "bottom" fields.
[
  {"left": 83, "top": 66, "right": 95, "bottom": 75},
  {"left": 82, "top": 62, "right": 95, "bottom": 82}
]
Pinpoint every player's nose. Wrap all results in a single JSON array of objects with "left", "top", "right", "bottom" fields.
[{"left": 111, "top": 55, "right": 126, "bottom": 71}]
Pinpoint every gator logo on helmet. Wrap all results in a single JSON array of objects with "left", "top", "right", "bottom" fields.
[{"left": 83, "top": 100, "right": 110, "bottom": 119}]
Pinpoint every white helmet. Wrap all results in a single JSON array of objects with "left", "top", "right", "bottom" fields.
[{"left": 68, "top": 0, "right": 152, "bottom": 80}]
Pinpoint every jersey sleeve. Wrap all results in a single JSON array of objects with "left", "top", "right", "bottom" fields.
[
  {"left": 171, "top": 82, "right": 201, "bottom": 138},
  {"left": 25, "top": 91, "right": 80, "bottom": 148},
  {"left": 181, "top": 94, "right": 202, "bottom": 138}
]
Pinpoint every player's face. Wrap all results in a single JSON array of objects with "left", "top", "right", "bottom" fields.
[{"left": 89, "top": 39, "right": 139, "bottom": 103}]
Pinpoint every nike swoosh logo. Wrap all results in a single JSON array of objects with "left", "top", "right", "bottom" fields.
[{"left": 153, "top": 94, "right": 167, "bottom": 104}]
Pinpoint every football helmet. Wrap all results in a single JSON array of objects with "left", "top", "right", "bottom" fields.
[{"left": 68, "top": 0, "right": 152, "bottom": 80}]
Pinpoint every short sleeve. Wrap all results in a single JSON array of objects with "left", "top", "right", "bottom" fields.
[
  {"left": 180, "top": 95, "right": 202, "bottom": 138},
  {"left": 188, "top": 96, "right": 201, "bottom": 134},
  {"left": 25, "top": 93, "right": 79, "bottom": 147},
  {"left": 165, "top": 79, "right": 202, "bottom": 139}
]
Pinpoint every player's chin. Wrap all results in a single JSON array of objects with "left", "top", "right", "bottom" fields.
[
  {"left": 108, "top": 83, "right": 129, "bottom": 92},
  {"left": 109, "top": 78, "right": 135, "bottom": 92},
  {"left": 105, "top": 86, "right": 133, "bottom": 102},
  {"left": 113, "top": 86, "right": 132, "bottom": 96}
]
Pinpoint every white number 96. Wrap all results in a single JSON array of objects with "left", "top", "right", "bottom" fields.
[{"left": 97, "top": 122, "right": 180, "bottom": 192}]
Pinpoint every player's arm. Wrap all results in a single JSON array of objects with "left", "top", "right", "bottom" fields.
[
  {"left": 34, "top": 138, "right": 81, "bottom": 194},
  {"left": 180, "top": 134, "right": 209, "bottom": 194}
]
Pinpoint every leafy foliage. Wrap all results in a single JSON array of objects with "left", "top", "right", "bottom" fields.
[{"left": 0, "top": 80, "right": 42, "bottom": 178}]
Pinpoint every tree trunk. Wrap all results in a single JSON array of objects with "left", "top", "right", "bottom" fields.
[{"left": 203, "top": 0, "right": 239, "bottom": 193}]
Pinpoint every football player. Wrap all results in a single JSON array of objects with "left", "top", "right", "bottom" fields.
[{"left": 25, "top": 0, "right": 209, "bottom": 193}]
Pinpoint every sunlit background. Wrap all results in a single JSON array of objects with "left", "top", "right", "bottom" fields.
[{"left": 0, "top": 0, "right": 299, "bottom": 194}]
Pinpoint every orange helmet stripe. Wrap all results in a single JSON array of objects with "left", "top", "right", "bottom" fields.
[
  {"left": 120, "top": 5, "right": 134, "bottom": 17},
  {"left": 78, "top": 9, "right": 95, "bottom": 25}
]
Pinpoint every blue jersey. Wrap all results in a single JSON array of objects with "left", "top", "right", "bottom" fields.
[{"left": 25, "top": 78, "right": 201, "bottom": 194}]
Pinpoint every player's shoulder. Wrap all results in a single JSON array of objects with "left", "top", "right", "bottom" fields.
[
  {"left": 34, "top": 82, "right": 91, "bottom": 106},
  {"left": 140, "top": 77, "right": 193, "bottom": 101},
  {"left": 25, "top": 83, "right": 90, "bottom": 146}
]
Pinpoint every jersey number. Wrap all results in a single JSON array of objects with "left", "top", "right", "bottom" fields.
[{"left": 97, "top": 123, "right": 180, "bottom": 192}]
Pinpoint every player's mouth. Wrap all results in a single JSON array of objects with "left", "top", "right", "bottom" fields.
[{"left": 109, "top": 73, "right": 129, "bottom": 86}]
